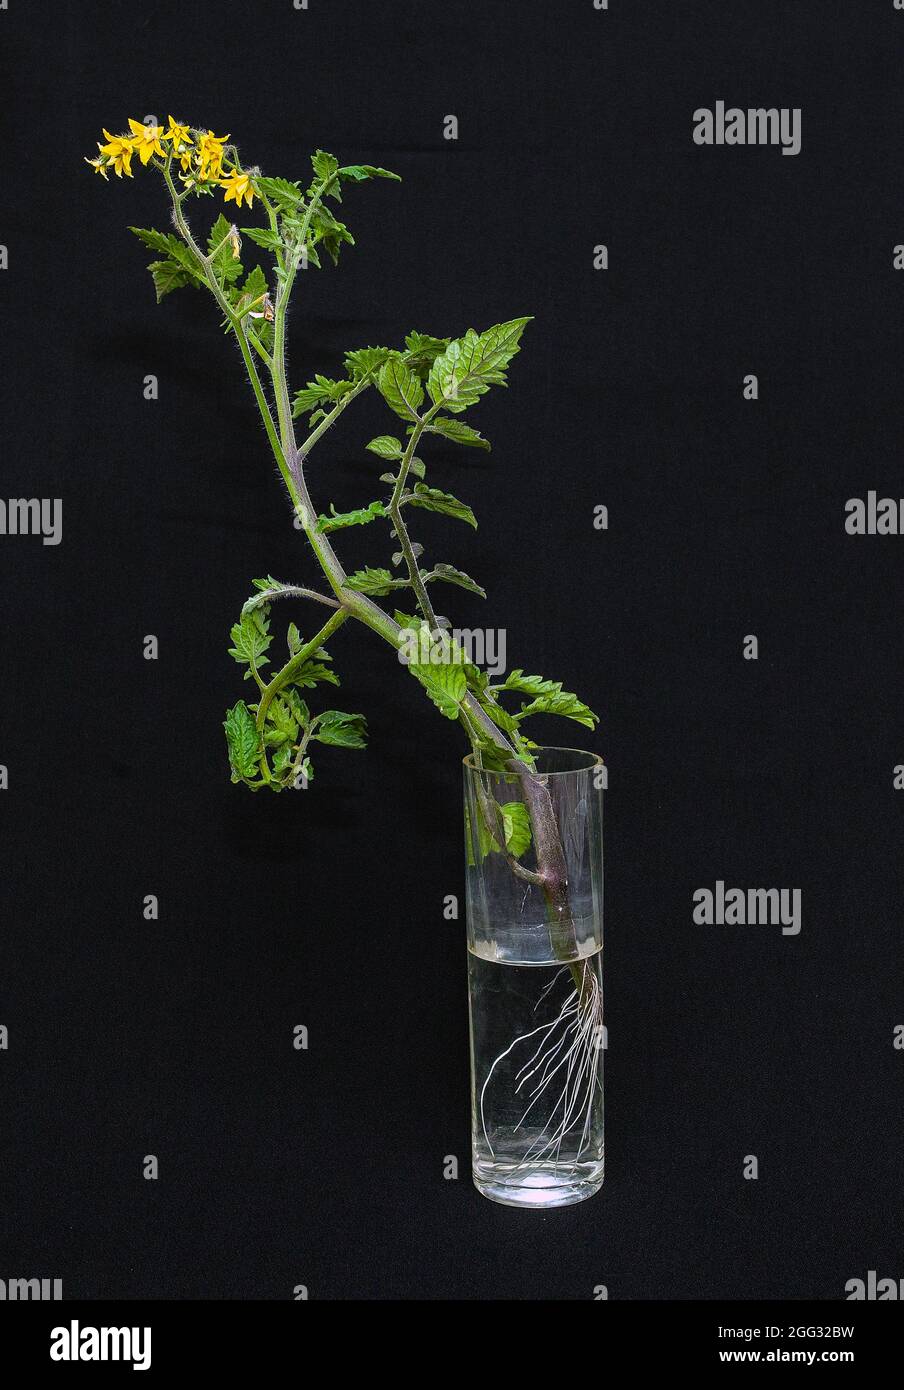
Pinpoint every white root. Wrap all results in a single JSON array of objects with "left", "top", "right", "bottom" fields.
[{"left": 479, "top": 959, "right": 603, "bottom": 1171}]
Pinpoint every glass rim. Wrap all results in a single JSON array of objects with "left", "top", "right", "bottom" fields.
[{"left": 462, "top": 746, "right": 605, "bottom": 776}]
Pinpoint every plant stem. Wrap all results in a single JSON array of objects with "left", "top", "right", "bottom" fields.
[
  {"left": 163, "top": 169, "right": 583, "bottom": 969},
  {"left": 255, "top": 608, "right": 349, "bottom": 731}
]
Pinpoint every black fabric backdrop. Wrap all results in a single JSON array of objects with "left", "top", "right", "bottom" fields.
[{"left": 1, "top": 0, "right": 903, "bottom": 1300}]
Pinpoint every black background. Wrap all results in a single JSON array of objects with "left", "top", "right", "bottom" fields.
[{"left": 1, "top": 0, "right": 903, "bottom": 1301}]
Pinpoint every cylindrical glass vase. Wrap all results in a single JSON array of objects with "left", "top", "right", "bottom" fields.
[{"left": 464, "top": 747, "right": 605, "bottom": 1208}]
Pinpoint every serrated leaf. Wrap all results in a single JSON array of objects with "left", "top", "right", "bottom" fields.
[
  {"left": 423, "top": 563, "right": 486, "bottom": 598},
  {"left": 264, "top": 695, "right": 299, "bottom": 748},
  {"left": 292, "top": 375, "right": 354, "bottom": 418},
  {"left": 405, "top": 484, "right": 477, "bottom": 528},
  {"left": 427, "top": 317, "right": 531, "bottom": 414},
  {"left": 516, "top": 691, "right": 598, "bottom": 729},
  {"left": 498, "top": 670, "right": 561, "bottom": 697},
  {"left": 344, "top": 346, "right": 395, "bottom": 379},
  {"left": 284, "top": 689, "right": 310, "bottom": 728},
  {"left": 312, "top": 710, "right": 368, "bottom": 749},
  {"left": 228, "top": 609, "right": 272, "bottom": 676},
  {"left": 224, "top": 701, "right": 262, "bottom": 782},
  {"left": 428, "top": 416, "right": 491, "bottom": 450},
  {"left": 337, "top": 164, "right": 401, "bottom": 183},
  {"left": 240, "top": 264, "right": 269, "bottom": 297},
  {"left": 344, "top": 566, "right": 408, "bottom": 597},
  {"left": 129, "top": 226, "right": 186, "bottom": 258},
  {"left": 240, "top": 226, "right": 283, "bottom": 252},
  {"left": 311, "top": 149, "right": 339, "bottom": 183},
  {"left": 366, "top": 435, "right": 403, "bottom": 460},
  {"left": 291, "top": 661, "right": 340, "bottom": 690},
  {"left": 242, "top": 574, "right": 295, "bottom": 614},
  {"left": 403, "top": 332, "right": 450, "bottom": 378},
  {"left": 270, "top": 743, "right": 296, "bottom": 784},
  {"left": 316, "top": 500, "right": 388, "bottom": 534},
  {"left": 404, "top": 332, "right": 449, "bottom": 359},
  {"left": 132, "top": 227, "right": 205, "bottom": 297},
  {"left": 495, "top": 669, "right": 598, "bottom": 728},
  {"left": 256, "top": 176, "right": 303, "bottom": 209},
  {"left": 409, "top": 650, "right": 468, "bottom": 720},
  {"left": 208, "top": 212, "right": 242, "bottom": 285},
  {"left": 377, "top": 358, "right": 424, "bottom": 422},
  {"left": 148, "top": 259, "right": 194, "bottom": 302}
]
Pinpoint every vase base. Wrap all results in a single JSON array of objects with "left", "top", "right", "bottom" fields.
[{"left": 473, "top": 1160, "right": 604, "bottom": 1209}]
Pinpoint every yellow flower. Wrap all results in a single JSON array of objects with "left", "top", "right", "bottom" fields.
[
  {"left": 163, "top": 117, "right": 194, "bottom": 172},
  {"left": 84, "top": 155, "right": 110, "bottom": 180},
  {"left": 197, "top": 130, "right": 229, "bottom": 181},
  {"left": 127, "top": 118, "right": 166, "bottom": 166},
  {"left": 98, "top": 130, "right": 135, "bottom": 178},
  {"left": 221, "top": 166, "right": 254, "bottom": 208},
  {"left": 163, "top": 116, "right": 191, "bottom": 149}
]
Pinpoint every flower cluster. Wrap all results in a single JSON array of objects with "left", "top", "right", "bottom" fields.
[{"left": 85, "top": 117, "right": 255, "bottom": 206}]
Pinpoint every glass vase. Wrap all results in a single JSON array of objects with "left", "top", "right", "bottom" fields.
[{"left": 464, "top": 747, "right": 605, "bottom": 1208}]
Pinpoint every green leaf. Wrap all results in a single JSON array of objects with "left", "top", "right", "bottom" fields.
[
  {"left": 337, "top": 164, "right": 401, "bottom": 183},
  {"left": 224, "top": 701, "right": 262, "bottom": 783},
  {"left": 366, "top": 435, "right": 403, "bottom": 460},
  {"left": 516, "top": 691, "right": 598, "bottom": 729},
  {"left": 229, "top": 263, "right": 270, "bottom": 331},
  {"left": 264, "top": 695, "right": 299, "bottom": 748},
  {"left": 148, "top": 259, "right": 194, "bottom": 302},
  {"left": 403, "top": 332, "right": 450, "bottom": 378},
  {"left": 427, "top": 317, "right": 532, "bottom": 414},
  {"left": 284, "top": 689, "right": 311, "bottom": 728},
  {"left": 255, "top": 176, "right": 303, "bottom": 209},
  {"left": 208, "top": 212, "right": 242, "bottom": 285},
  {"left": 498, "top": 802, "right": 532, "bottom": 858},
  {"left": 405, "top": 484, "right": 477, "bottom": 528},
  {"left": 423, "top": 563, "right": 486, "bottom": 598},
  {"left": 240, "top": 226, "right": 283, "bottom": 253},
  {"left": 240, "top": 264, "right": 269, "bottom": 297},
  {"left": 344, "top": 346, "right": 395, "bottom": 379},
  {"left": 316, "top": 500, "right": 388, "bottom": 534},
  {"left": 241, "top": 575, "right": 295, "bottom": 614},
  {"left": 292, "top": 375, "right": 354, "bottom": 418},
  {"left": 138, "top": 226, "right": 206, "bottom": 300},
  {"left": 377, "top": 359, "right": 424, "bottom": 422},
  {"left": 291, "top": 663, "right": 340, "bottom": 690},
  {"left": 290, "top": 644, "right": 340, "bottom": 690},
  {"left": 228, "top": 609, "right": 272, "bottom": 676},
  {"left": 410, "top": 651, "right": 468, "bottom": 720},
  {"left": 311, "top": 149, "right": 340, "bottom": 183},
  {"left": 129, "top": 226, "right": 186, "bottom": 258},
  {"left": 495, "top": 671, "right": 598, "bottom": 730},
  {"left": 427, "top": 416, "right": 491, "bottom": 450},
  {"left": 497, "top": 670, "right": 561, "bottom": 697},
  {"left": 404, "top": 332, "right": 449, "bottom": 359},
  {"left": 344, "top": 566, "right": 408, "bottom": 597},
  {"left": 312, "top": 710, "right": 368, "bottom": 749},
  {"left": 270, "top": 743, "right": 297, "bottom": 785}
]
